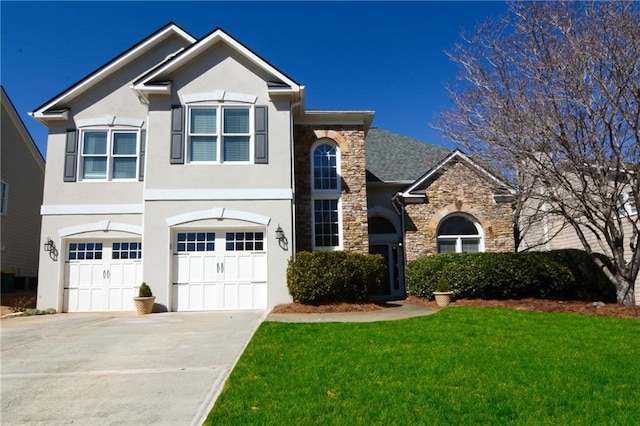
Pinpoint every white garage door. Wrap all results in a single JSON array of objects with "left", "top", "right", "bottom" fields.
[
  {"left": 172, "top": 230, "right": 267, "bottom": 311},
  {"left": 65, "top": 241, "right": 142, "bottom": 312}
]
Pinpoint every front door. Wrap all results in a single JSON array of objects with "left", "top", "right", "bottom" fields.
[{"left": 369, "top": 243, "right": 404, "bottom": 299}]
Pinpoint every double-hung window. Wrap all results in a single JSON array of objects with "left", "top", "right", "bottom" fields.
[
  {"left": 311, "top": 141, "right": 342, "bottom": 249},
  {"left": 617, "top": 192, "right": 637, "bottom": 217},
  {"left": 80, "top": 129, "right": 139, "bottom": 180},
  {"left": 188, "top": 105, "right": 251, "bottom": 163}
]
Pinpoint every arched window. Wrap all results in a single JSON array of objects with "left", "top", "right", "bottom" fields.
[
  {"left": 368, "top": 216, "right": 397, "bottom": 235},
  {"left": 437, "top": 215, "right": 483, "bottom": 253},
  {"left": 311, "top": 141, "right": 341, "bottom": 249}
]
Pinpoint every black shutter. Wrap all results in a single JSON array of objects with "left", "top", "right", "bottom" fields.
[
  {"left": 139, "top": 130, "right": 146, "bottom": 181},
  {"left": 254, "top": 105, "right": 268, "bottom": 164},
  {"left": 170, "top": 105, "right": 184, "bottom": 164},
  {"left": 63, "top": 129, "right": 78, "bottom": 182}
]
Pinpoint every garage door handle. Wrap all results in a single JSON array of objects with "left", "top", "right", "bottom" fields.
[
  {"left": 217, "top": 263, "right": 220, "bottom": 273},
  {"left": 103, "top": 270, "right": 106, "bottom": 279},
  {"left": 221, "top": 264, "right": 224, "bottom": 273}
]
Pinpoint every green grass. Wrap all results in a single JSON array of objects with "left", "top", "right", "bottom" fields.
[{"left": 206, "top": 308, "right": 640, "bottom": 425}]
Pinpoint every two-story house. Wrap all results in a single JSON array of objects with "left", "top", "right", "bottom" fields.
[{"left": 31, "top": 24, "right": 515, "bottom": 312}]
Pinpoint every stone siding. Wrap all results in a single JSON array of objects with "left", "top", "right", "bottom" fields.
[
  {"left": 404, "top": 160, "right": 514, "bottom": 261},
  {"left": 294, "top": 126, "right": 369, "bottom": 253}
]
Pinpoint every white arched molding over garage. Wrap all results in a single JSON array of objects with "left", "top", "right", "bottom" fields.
[
  {"left": 165, "top": 207, "right": 271, "bottom": 227},
  {"left": 58, "top": 220, "right": 143, "bottom": 237}
]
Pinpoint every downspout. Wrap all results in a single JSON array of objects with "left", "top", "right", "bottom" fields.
[{"left": 289, "top": 96, "right": 304, "bottom": 259}]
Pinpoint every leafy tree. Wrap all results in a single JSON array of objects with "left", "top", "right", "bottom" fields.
[{"left": 438, "top": 2, "right": 639, "bottom": 304}]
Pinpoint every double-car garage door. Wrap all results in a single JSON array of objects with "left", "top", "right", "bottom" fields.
[{"left": 64, "top": 229, "right": 267, "bottom": 312}]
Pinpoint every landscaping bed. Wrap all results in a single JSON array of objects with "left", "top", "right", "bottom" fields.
[{"left": 272, "top": 296, "right": 640, "bottom": 319}]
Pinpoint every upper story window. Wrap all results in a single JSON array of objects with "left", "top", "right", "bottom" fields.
[
  {"left": 0, "top": 181, "right": 7, "bottom": 215},
  {"left": 311, "top": 140, "right": 342, "bottom": 250},
  {"left": 437, "top": 214, "right": 484, "bottom": 253},
  {"left": 187, "top": 105, "right": 251, "bottom": 163},
  {"left": 617, "top": 192, "right": 637, "bottom": 217},
  {"left": 80, "top": 129, "right": 139, "bottom": 180}
]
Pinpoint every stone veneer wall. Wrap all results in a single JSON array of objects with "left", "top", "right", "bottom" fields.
[
  {"left": 404, "top": 160, "right": 514, "bottom": 261},
  {"left": 293, "top": 126, "right": 369, "bottom": 253}
]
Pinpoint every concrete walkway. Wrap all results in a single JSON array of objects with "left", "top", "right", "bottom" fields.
[{"left": 266, "top": 300, "right": 437, "bottom": 323}]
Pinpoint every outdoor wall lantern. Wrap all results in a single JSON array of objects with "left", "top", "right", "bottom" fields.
[
  {"left": 44, "top": 237, "right": 58, "bottom": 261},
  {"left": 275, "top": 225, "right": 288, "bottom": 250}
]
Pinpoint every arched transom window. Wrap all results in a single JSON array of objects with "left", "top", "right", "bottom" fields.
[
  {"left": 437, "top": 215, "right": 483, "bottom": 253},
  {"left": 311, "top": 141, "right": 341, "bottom": 249}
]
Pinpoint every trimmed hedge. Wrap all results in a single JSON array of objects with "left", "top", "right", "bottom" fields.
[
  {"left": 406, "top": 249, "right": 615, "bottom": 302},
  {"left": 287, "top": 251, "right": 385, "bottom": 304}
]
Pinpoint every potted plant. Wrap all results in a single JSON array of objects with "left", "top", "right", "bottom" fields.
[
  {"left": 433, "top": 277, "right": 454, "bottom": 308},
  {"left": 134, "top": 283, "right": 155, "bottom": 314}
]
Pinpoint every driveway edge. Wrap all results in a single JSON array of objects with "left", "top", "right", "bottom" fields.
[{"left": 190, "top": 309, "right": 270, "bottom": 425}]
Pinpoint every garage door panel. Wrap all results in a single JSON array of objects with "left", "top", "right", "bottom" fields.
[
  {"left": 203, "top": 256, "right": 217, "bottom": 281},
  {"left": 188, "top": 256, "right": 204, "bottom": 282},
  {"left": 253, "top": 255, "right": 267, "bottom": 282},
  {"left": 238, "top": 283, "right": 254, "bottom": 309},
  {"left": 203, "top": 284, "right": 219, "bottom": 310},
  {"left": 236, "top": 256, "right": 253, "bottom": 281}
]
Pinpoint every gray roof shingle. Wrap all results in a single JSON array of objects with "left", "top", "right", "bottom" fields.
[{"left": 365, "top": 128, "right": 452, "bottom": 183}]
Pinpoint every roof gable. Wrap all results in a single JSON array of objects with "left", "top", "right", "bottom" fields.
[
  {"left": 133, "top": 27, "right": 302, "bottom": 97},
  {"left": 2, "top": 86, "right": 45, "bottom": 170},
  {"left": 30, "top": 23, "right": 196, "bottom": 122},
  {"left": 401, "top": 150, "right": 515, "bottom": 196}
]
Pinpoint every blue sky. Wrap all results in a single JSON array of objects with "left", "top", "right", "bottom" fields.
[{"left": 1, "top": 1, "right": 508, "bottom": 157}]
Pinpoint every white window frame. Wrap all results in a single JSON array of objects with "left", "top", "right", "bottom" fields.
[
  {"left": 0, "top": 181, "right": 8, "bottom": 216},
  {"left": 186, "top": 104, "right": 254, "bottom": 164},
  {"left": 617, "top": 192, "right": 637, "bottom": 217},
  {"left": 436, "top": 214, "right": 485, "bottom": 253},
  {"left": 311, "top": 139, "right": 343, "bottom": 250},
  {"left": 78, "top": 128, "right": 140, "bottom": 181}
]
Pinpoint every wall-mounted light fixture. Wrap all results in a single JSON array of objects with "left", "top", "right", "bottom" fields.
[
  {"left": 44, "top": 237, "right": 58, "bottom": 261},
  {"left": 275, "top": 225, "right": 288, "bottom": 250}
]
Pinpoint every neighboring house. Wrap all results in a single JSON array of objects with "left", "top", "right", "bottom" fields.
[
  {"left": 521, "top": 190, "right": 639, "bottom": 305},
  {"left": 1, "top": 86, "right": 46, "bottom": 291},
  {"left": 30, "top": 24, "right": 514, "bottom": 312}
]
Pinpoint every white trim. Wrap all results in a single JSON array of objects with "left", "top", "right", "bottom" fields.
[
  {"left": 41, "top": 204, "right": 143, "bottom": 215},
  {"left": 144, "top": 188, "right": 293, "bottom": 201},
  {"left": 0, "top": 181, "right": 8, "bottom": 216},
  {"left": 166, "top": 208, "right": 270, "bottom": 226},
  {"left": 402, "top": 150, "right": 515, "bottom": 196},
  {"left": 137, "top": 29, "right": 300, "bottom": 93},
  {"left": 58, "top": 220, "right": 142, "bottom": 237},
  {"left": 76, "top": 116, "right": 144, "bottom": 128},
  {"left": 31, "top": 25, "right": 195, "bottom": 119},
  {"left": 183, "top": 91, "right": 257, "bottom": 105}
]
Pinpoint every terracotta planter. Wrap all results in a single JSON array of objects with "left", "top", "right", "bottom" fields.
[
  {"left": 134, "top": 296, "right": 156, "bottom": 314},
  {"left": 433, "top": 291, "right": 453, "bottom": 308}
]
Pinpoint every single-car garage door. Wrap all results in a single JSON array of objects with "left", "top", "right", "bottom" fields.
[
  {"left": 65, "top": 241, "right": 142, "bottom": 312},
  {"left": 172, "top": 230, "right": 267, "bottom": 311}
]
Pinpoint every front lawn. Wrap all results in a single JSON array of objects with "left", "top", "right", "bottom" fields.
[{"left": 206, "top": 308, "right": 640, "bottom": 425}]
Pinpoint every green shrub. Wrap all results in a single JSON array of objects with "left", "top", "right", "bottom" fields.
[
  {"left": 139, "top": 282, "right": 152, "bottom": 297},
  {"left": 406, "top": 250, "right": 613, "bottom": 301},
  {"left": 287, "top": 251, "right": 385, "bottom": 303}
]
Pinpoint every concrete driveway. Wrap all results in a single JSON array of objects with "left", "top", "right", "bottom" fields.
[{"left": 1, "top": 310, "right": 266, "bottom": 425}]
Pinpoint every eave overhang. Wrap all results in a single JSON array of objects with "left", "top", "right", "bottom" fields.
[{"left": 297, "top": 110, "right": 375, "bottom": 132}]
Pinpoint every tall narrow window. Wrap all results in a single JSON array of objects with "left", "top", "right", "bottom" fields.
[
  {"left": 311, "top": 141, "right": 341, "bottom": 249},
  {"left": 0, "top": 182, "right": 7, "bottom": 215},
  {"left": 437, "top": 215, "right": 483, "bottom": 253}
]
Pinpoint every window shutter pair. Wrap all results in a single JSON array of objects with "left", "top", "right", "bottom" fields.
[
  {"left": 63, "top": 129, "right": 147, "bottom": 182},
  {"left": 169, "top": 105, "right": 268, "bottom": 164}
]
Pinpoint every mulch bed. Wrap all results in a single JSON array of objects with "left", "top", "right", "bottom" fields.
[{"left": 272, "top": 295, "right": 640, "bottom": 320}]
